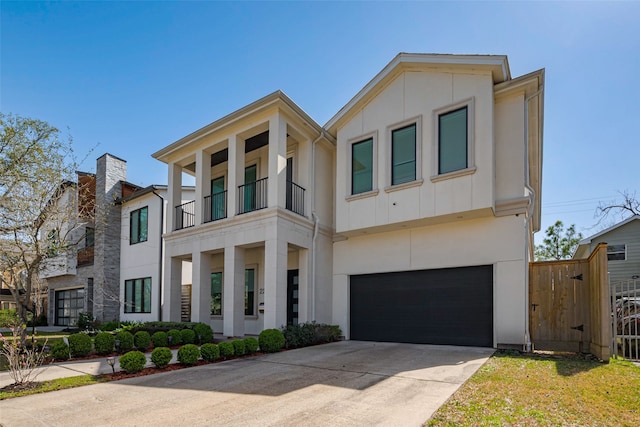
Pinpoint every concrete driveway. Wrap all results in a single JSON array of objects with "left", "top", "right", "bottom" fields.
[{"left": 0, "top": 341, "right": 494, "bottom": 426}]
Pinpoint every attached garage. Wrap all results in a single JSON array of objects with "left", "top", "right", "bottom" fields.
[{"left": 350, "top": 265, "right": 493, "bottom": 347}]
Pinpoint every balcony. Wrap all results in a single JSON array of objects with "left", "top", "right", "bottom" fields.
[
  {"left": 286, "top": 181, "right": 305, "bottom": 217},
  {"left": 175, "top": 200, "right": 195, "bottom": 230},
  {"left": 237, "top": 177, "right": 268, "bottom": 215},
  {"left": 204, "top": 191, "right": 227, "bottom": 223},
  {"left": 174, "top": 177, "right": 307, "bottom": 231}
]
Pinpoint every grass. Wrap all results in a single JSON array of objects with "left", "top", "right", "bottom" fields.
[
  {"left": 0, "top": 375, "right": 107, "bottom": 400},
  {"left": 427, "top": 351, "right": 640, "bottom": 427}
]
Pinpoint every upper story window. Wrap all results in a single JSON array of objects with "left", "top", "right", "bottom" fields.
[
  {"left": 347, "top": 132, "right": 377, "bottom": 196},
  {"left": 439, "top": 107, "right": 468, "bottom": 174},
  {"left": 391, "top": 124, "right": 416, "bottom": 185},
  {"left": 433, "top": 98, "right": 476, "bottom": 181},
  {"left": 130, "top": 206, "right": 148, "bottom": 244},
  {"left": 607, "top": 244, "right": 627, "bottom": 261},
  {"left": 85, "top": 227, "right": 95, "bottom": 248}
]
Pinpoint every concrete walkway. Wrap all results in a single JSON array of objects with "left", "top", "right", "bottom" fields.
[{"left": 0, "top": 341, "right": 494, "bottom": 426}]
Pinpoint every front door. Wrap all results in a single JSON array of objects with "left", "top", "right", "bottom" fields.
[{"left": 287, "top": 269, "right": 299, "bottom": 326}]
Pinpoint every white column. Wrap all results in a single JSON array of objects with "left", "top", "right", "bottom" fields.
[
  {"left": 167, "top": 163, "right": 182, "bottom": 232},
  {"left": 195, "top": 150, "right": 211, "bottom": 225},
  {"left": 191, "top": 251, "right": 211, "bottom": 323},
  {"left": 162, "top": 256, "right": 183, "bottom": 321},
  {"left": 268, "top": 115, "right": 288, "bottom": 209},
  {"left": 227, "top": 134, "right": 245, "bottom": 218},
  {"left": 223, "top": 246, "right": 245, "bottom": 337},
  {"left": 297, "top": 248, "right": 310, "bottom": 323},
  {"left": 263, "top": 239, "right": 288, "bottom": 329}
]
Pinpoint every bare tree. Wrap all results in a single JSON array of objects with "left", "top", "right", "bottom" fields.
[
  {"left": 595, "top": 190, "right": 640, "bottom": 226},
  {"left": 0, "top": 113, "right": 82, "bottom": 333}
]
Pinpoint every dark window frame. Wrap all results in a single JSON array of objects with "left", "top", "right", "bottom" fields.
[
  {"left": 391, "top": 123, "right": 417, "bottom": 185},
  {"left": 130, "top": 206, "right": 148, "bottom": 244},
  {"left": 124, "top": 277, "right": 152, "bottom": 313},
  {"left": 351, "top": 138, "right": 374, "bottom": 195}
]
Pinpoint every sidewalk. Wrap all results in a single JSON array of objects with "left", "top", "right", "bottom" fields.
[{"left": 0, "top": 348, "right": 181, "bottom": 389}]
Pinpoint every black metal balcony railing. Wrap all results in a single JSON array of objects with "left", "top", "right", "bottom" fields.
[
  {"left": 286, "top": 181, "right": 305, "bottom": 216},
  {"left": 175, "top": 200, "right": 195, "bottom": 230},
  {"left": 204, "top": 191, "right": 227, "bottom": 223},
  {"left": 237, "top": 177, "right": 268, "bottom": 215}
]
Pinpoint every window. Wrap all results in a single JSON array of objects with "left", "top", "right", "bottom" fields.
[
  {"left": 55, "top": 288, "right": 84, "bottom": 326},
  {"left": 85, "top": 227, "right": 95, "bottom": 248},
  {"left": 391, "top": 123, "right": 417, "bottom": 185},
  {"left": 245, "top": 268, "right": 255, "bottom": 316},
  {"left": 433, "top": 98, "right": 475, "bottom": 181},
  {"left": 351, "top": 138, "right": 374, "bottom": 194},
  {"left": 211, "top": 272, "right": 222, "bottom": 316},
  {"left": 124, "top": 277, "right": 151, "bottom": 313},
  {"left": 210, "top": 269, "right": 255, "bottom": 316},
  {"left": 608, "top": 244, "right": 627, "bottom": 261},
  {"left": 211, "top": 177, "right": 226, "bottom": 221},
  {"left": 130, "top": 207, "right": 148, "bottom": 244},
  {"left": 439, "top": 107, "right": 468, "bottom": 174}
]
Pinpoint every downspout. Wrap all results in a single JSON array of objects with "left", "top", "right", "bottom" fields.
[
  {"left": 523, "top": 87, "right": 543, "bottom": 352},
  {"left": 152, "top": 190, "right": 164, "bottom": 321},
  {"left": 310, "top": 130, "right": 326, "bottom": 321}
]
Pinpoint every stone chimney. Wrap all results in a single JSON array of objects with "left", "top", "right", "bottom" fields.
[{"left": 93, "top": 153, "right": 126, "bottom": 322}]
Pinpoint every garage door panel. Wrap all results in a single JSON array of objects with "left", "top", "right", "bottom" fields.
[{"left": 350, "top": 265, "right": 493, "bottom": 347}]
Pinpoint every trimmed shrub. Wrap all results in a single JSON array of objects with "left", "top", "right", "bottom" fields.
[
  {"left": 119, "top": 350, "right": 147, "bottom": 373},
  {"left": 193, "top": 323, "right": 214, "bottom": 344},
  {"left": 115, "top": 331, "right": 134, "bottom": 353},
  {"left": 150, "top": 347, "right": 173, "bottom": 368},
  {"left": 151, "top": 331, "right": 168, "bottom": 348},
  {"left": 50, "top": 340, "right": 70, "bottom": 361},
  {"left": 98, "top": 321, "right": 119, "bottom": 331},
  {"left": 244, "top": 337, "right": 259, "bottom": 354},
  {"left": 94, "top": 332, "right": 115, "bottom": 355},
  {"left": 167, "top": 329, "right": 182, "bottom": 346},
  {"left": 180, "top": 328, "right": 196, "bottom": 345},
  {"left": 77, "top": 312, "right": 95, "bottom": 330},
  {"left": 218, "top": 341, "right": 234, "bottom": 359},
  {"left": 177, "top": 344, "right": 200, "bottom": 366},
  {"left": 231, "top": 339, "right": 246, "bottom": 356},
  {"left": 134, "top": 331, "right": 152, "bottom": 351},
  {"left": 200, "top": 343, "right": 220, "bottom": 362},
  {"left": 68, "top": 333, "right": 92, "bottom": 357},
  {"left": 281, "top": 322, "right": 343, "bottom": 349},
  {"left": 259, "top": 329, "right": 285, "bottom": 353}
]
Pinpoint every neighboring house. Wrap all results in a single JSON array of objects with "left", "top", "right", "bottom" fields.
[
  {"left": 152, "top": 52, "right": 544, "bottom": 348},
  {"left": 119, "top": 185, "right": 194, "bottom": 323},
  {"left": 573, "top": 215, "right": 640, "bottom": 285},
  {"left": 41, "top": 153, "right": 193, "bottom": 327}
]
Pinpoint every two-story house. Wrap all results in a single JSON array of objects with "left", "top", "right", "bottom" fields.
[
  {"left": 119, "top": 184, "right": 194, "bottom": 323},
  {"left": 152, "top": 92, "right": 335, "bottom": 337},
  {"left": 153, "top": 53, "right": 544, "bottom": 348}
]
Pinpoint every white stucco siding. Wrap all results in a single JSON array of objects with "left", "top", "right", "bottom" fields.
[
  {"left": 495, "top": 93, "right": 526, "bottom": 202},
  {"left": 332, "top": 215, "right": 528, "bottom": 345},
  {"left": 120, "top": 193, "right": 163, "bottom": 322},
  {"left": 335, "top": 70, "right": 496, "bottom": 234}
]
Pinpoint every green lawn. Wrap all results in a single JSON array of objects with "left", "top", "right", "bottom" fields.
[
  {"left": 427, "top": 351, "right": 640, "bottom": 427},
  {"left": 0, "top": 375, "right": 107, "bottom": 400}
]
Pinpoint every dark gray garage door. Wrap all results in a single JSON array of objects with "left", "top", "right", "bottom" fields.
[{"left": 350, "top": 265, "right": 493, "bottom": 347}]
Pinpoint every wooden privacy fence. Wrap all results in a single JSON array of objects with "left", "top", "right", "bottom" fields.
[{"left": 529, "top": 243, "right": 610, "bottom": 360}]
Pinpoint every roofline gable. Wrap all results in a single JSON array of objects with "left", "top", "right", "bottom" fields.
[
  {"left": 578, "top": 215, "right": 640, "bottom": 245},
  {"left": 324, "top": 53, "right": 510, "bottom": 133}
]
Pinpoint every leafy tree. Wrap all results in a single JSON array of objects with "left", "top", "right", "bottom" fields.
[
  {"left": 0, "top": 113, "right": 78, "bottom": 334},
  {"left": 535, "top": 220, "right": 583, "bottom": 261}
]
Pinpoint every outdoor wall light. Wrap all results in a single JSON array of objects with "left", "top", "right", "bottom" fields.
[
  {"left": 114, "top": 339, "right": 121, "bottom": 352},
  {"left": 106, "top": 356, "right": 116, "bottom": 374}
]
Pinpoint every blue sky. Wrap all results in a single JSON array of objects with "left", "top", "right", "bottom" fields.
[{"left": 2, "top": 1, "right": 639, "bottom": 242}]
